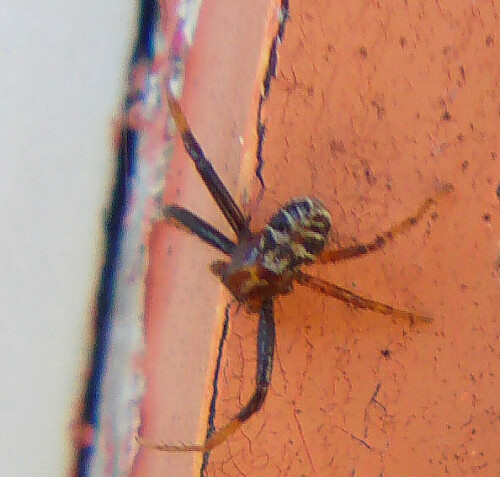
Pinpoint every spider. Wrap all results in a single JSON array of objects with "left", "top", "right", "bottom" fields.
[{"left": 139, "top": 90, "right": 452, "bottom": 453}]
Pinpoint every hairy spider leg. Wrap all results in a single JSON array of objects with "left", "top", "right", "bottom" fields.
[
  {"left": 318, "top": 184, "right": 454, "bottom": 264},
  {"left": 166, "top": 91, "right": 249, "bottom": 238},
  {"left": 139, "top": 298, "right": 276, "bottom": 452},
  {"left": 294, "top": 271, "right": 433, "bottom": 325},
  {"left": 161, "top": 205, "right": 236, "bottom": 256}
]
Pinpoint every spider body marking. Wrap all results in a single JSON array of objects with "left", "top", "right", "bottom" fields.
[{"left": 138, "top": 91, "right": 453, "bottom": 453}]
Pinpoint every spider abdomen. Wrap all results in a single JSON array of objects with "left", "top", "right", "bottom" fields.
[{"left": 259, "top": 197, "right": 332, "bottom": 274}]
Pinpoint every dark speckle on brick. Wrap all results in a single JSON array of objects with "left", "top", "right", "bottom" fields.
[
  {"left": 371, "top": 100, "right": 385, "bottom": 120},
  {"left": 442, "top": 110, "right": 451, "bottom": 121},
  {"left": 329, "top": 139, "right": 345, "bottom": 156}
]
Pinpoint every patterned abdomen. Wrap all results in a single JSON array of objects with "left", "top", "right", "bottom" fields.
[{"left": 258, "top": 197, "right": 332, "bottom": 274}]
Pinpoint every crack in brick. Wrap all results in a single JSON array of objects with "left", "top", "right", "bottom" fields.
[
  {"left": 292, "top": 401, "right": 316, "bottom": 474},
  {"left": 256, "top": 0, "right": 291, "bottom": 188},
  {"left": 201, "top": 304, "right": 232, "bottom": 475}
]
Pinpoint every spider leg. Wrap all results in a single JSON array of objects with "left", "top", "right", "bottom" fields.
[
  {"left": 160, "top": 205, "right": 236, "bottom": 255},
  {"left": 294, "top": 271, "right": 433, "bottom": 325},
  {"left": 318, "top": 184, "right": 453, "bottom": 263},
  {"left": 167, "top": 91, "right": 250, "bottom": 238},
  {"left": 138, "top": 298, "right": 275, "bottom": 452}
]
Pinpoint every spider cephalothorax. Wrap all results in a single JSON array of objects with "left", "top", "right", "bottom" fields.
[{"left": 139, "top": 91, "right": 452, "bottom": 453}]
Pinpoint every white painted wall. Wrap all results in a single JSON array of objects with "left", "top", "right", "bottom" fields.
[{"left": 0, "top": 2, "right": 137, "bottom": 475}]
